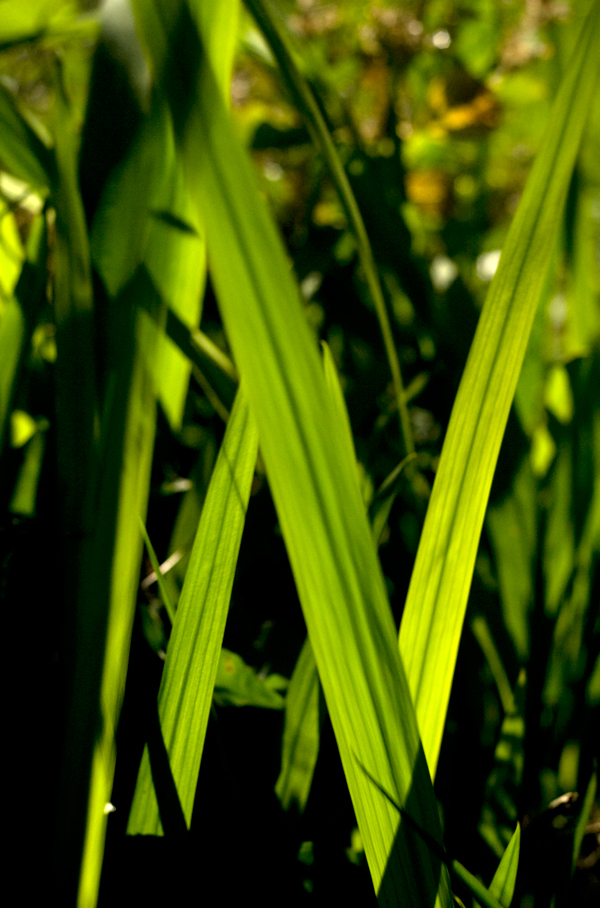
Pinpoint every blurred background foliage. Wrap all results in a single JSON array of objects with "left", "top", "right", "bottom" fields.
[{"left": 1, "top": 1, "right": 598, "bottom": 906}]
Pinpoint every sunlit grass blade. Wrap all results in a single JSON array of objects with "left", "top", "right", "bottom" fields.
[
  {"left": 245, "top": 0, "right": 414, "bottom": 461},
  {"left": 160, "top": 437, "right": 217, "bottom": 610},
  {"left": 158, "top": 8, "right": 452, "bottom": 904},
  {"left": 275, "top": 635, "right": 320, "bottom": 813},
  {"left": 127, "top": 386, "right": 258, "bottom": 835},
  {"left": 68, "top": 272, "right": 161, "bottom": 908},
  {"left": 398, "top": 2, "right": 600, "bottom": 779},
  {"left": 487, "top": 823, "right": 520, "bottom": 908}
]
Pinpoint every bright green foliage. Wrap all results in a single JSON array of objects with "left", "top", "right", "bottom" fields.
[
  {"left": 487, "top": 824, "right": 521, "bottom": 908},
  {"left": 321, "top": 339, "right": 358, "bottom": 464},
  {"left": 398, "top": 1, "right": 600, "bottom": 779},
  {"left": 127, "top": 387, "right": 258, "bottom": 836},
  {"left": 247, "top": 0, "right": 415, "bottom": 460},
  {"left": 160, "top": 6, "right": 452, "bottom": 904},
  {"left": 1, "top": 2, "right": 599, "bottom": 906},
  {"left": 214, "top": 648, "right": 287, "bottom": 708}
]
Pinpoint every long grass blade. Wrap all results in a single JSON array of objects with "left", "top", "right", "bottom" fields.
[
  {"left": 138, "top": 517, "right": 175, "bottom": 624},
  {"left": 398, "top": 2, "right": 600, "bottom": 778},
  {"left": 488, "top": 824, "right": 520, "bottom": 908},
  {"left": 127, "top": 386, "right": 258, "bottom": 835},
  {"left": 156, "top": 6, "right": 452, "bottom": 904},
  {"left": 245, "top": 0, "right": 414, "bottom": 460}
]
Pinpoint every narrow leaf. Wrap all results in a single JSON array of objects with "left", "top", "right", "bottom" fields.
[
  {"left": 127, "top": 387, "right": 258, "bottom": 835},
  {"left": 398, "top": 3, "right": 600, "bottom": 778},
  {"left": 138, "top": 516, "right": 175, "bottom": 623},
  {"left": 60, "top": 272, "right": 160, "bottom": 908},
  {"left": 246, "top": 0, "right": 414, "bottom": 459},
  {"left": 488, "top": 823, "right": 520, "bottom": 907},
  {"left": 321, "top": 340, "right": 356, "bottom": 463},
  {"left": 167, "top": 14, "right": 451, "bottom": 905}
]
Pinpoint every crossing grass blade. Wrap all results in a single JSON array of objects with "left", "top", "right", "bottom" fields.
[
  {"left": 397, "top": 1, "right": 600, "bottom": 779},
  {"left": 138, "top": 516, "right": 175, "bottom": 624},
  {"left": 245, "top": 0, "right": 414, "bottom": 461},
  {"left": 149, "top": 5, "right": 452, "bottom": 905},
  {"left": 127, "top": 387, "right": 258, "bottom": 835}
]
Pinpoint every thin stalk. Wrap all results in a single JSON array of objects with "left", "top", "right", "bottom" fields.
[
  {"left": 138, "top": 516, "right": 176, "bottom": 623},
  {"left": 470, "top": 615, "right": 517, "bottom": 716},
  {"left": 245, "top": 0, "right": 414, "bottom": 460}
]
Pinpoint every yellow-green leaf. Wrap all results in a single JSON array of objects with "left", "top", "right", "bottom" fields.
[
  {"left": 127, "top": 387, "right": 258, "bottom": 835},
  {"left": 398, "top": 2, "right": 600, "bottom": 778},
  {"left": 165, "top": 11, "right": 451, "bottom": 904}
]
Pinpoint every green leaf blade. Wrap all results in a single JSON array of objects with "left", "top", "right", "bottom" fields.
[
  {"left": 127, "top": 387, "right": 259, "bottom": 835},
  {"left": 171, "top": 27, "right": 452, "bottom": 908},
  {"left": 489, "top": 823, "right": 520, "bottom": 907},
  {"left": 398, "top": 2, "right": 600, "bottom": 779}
]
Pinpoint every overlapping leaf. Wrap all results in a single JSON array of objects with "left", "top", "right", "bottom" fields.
[
  {"left": 151, "top": 5, "right": 452, "bottom": 904},
  {"left": 127, "top": 387, "right": 258, "bottom": 835}
]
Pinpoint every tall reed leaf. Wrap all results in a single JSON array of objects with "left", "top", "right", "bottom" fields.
[
  {"left": 154, "top": 5, "right": 452, "bottom": 904},
  {"left": 246, "top": 0, "right": 414, "bottom": 459},
  {"left": 77, "top": 293, "right": 159, "bottom": 907},
  {"left": 127, "top": 387, "right": 258, "bottom": 835},
  {"left": 398, "top": 2, "right": 600, "bottom": 778}
]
